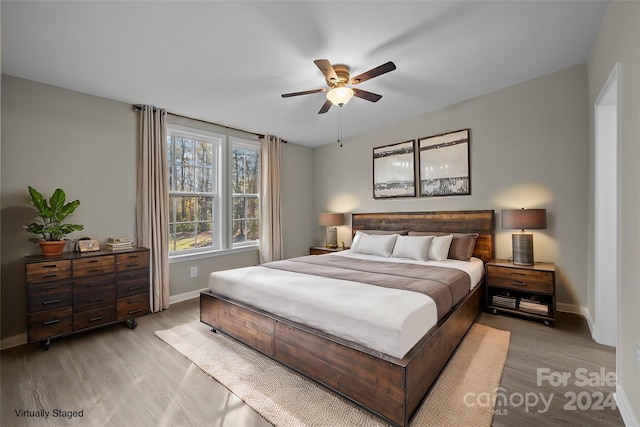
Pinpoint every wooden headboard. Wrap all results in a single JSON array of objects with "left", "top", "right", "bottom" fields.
[{"left": 351, "top": 210, "right": 495, "bottom": 263}]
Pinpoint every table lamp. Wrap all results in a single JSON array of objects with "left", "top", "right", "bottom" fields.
[
  {"left": 501, "top": 208, "right": 547, "bottom": 265},
  {"left": 319, "top": 213, "right": 344, "bottom": 248}
]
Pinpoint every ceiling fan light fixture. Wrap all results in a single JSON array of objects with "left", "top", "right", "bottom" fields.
[{"left": 326, "top": 86, "right": 354, "bottom": 106}]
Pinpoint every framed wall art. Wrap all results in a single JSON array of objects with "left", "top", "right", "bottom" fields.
[
  {"left": 373, "top": 140, "right": 416, "bottom": 199},
  {"left": 418, "top": 128, "right": 470, "bottom": 197}
]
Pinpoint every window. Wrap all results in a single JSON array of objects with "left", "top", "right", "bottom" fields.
[
  {"left": 167, "top": 125, "right": 259, "bottom": 256},
  {"left": 232, "top": 142, "right": 260, "bottom": 245}
]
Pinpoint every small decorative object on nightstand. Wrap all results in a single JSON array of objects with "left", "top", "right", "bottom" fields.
[
  {"left": 310, "top": 246, "right": 349, "bottom": 255},
  {"left": 486, "top": 259, "right": 556, "bottom": 326}
]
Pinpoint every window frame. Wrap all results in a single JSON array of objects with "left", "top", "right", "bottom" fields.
[
  {"left": 167, "top": 125, "right": 259, "bottom": 260},
  {"left": 231, "top": 138, "right": 260, "bottom": 248}
]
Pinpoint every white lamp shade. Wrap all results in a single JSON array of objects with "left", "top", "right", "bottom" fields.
[{"left": 326, "top": 86, "right": 354, "bottom": 106}]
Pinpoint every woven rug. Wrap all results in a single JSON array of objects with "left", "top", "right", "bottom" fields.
[{"left": 156, "top": 321, "right": 510, "bottom": 427}]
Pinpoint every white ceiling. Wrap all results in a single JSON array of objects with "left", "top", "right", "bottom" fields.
[{"left": 1, "top": 1, "right": 607, "bottom": 147}]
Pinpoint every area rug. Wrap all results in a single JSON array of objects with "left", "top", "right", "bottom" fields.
[{"left": 155, "top": 321, "right": 510, "bottom": 427}]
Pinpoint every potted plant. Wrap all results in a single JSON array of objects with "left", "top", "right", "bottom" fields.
[{"left": 24, "top": 186, "right": 84, "bottom": 256}]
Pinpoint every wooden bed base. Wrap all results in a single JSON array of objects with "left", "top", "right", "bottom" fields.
[{"left": 200, "top": 210, "right": 494, "bottom": 427}]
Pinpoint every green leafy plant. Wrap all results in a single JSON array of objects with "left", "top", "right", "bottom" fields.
[{"left": 24, "top": 186, "right": 84, "bottom": 241}]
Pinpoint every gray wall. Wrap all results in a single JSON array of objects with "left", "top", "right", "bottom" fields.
[
  {"left": 587, "top": 1, "right": 640, "bottom": 423},
  {"left": 0, "top": 75, "right": 315, "bottom": 345},
  {"left": 314, "top": 65, "right": 589, "bottom": 310}
]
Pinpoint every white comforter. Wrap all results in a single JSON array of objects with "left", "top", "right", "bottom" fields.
[{"left": 208, "top": 251, "right": 484, "bottom": 359}]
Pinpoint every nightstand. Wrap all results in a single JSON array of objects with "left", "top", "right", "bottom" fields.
[
  {"left": 309, "top": 246, "right": 349, "bottom": 255},
  {"left": 486, "top": 259, "right": 556, "bottom": 326}
]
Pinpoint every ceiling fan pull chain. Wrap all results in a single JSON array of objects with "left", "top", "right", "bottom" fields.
[{"left": 338, "top": 107, "right": 343, "bottom": 148}]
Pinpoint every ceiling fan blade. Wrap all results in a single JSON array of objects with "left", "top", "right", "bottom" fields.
[
  {"left": 352, "top": 88, "right": 383, "bottom": 103},
  {"left": 350, "top": 61, "right": 396, "bottom": 84},
  {"left": 281, "top": 88, "right": 325, "bottom": 98},
  {"left": 318, "top": 99, "right": 332, "bottom": 114},
  {"left": 314, "top": 59, "right": 339, "bottom": 83}
]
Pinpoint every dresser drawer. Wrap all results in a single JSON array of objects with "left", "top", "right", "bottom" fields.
[
  {"left": 73, "top": 306, "right": 116, "bottom": 330},
  {"left": 26, "top": 260, "right": 71, "bottom": 284},
  {"left": 28, "top": 307, "right": 73, "bottom": 341},
  {"left": 487, "top": 266, "right": 554, "bottom": 293},
  {"left": 117, "top": 293, "right": 150, "bottom": 320},
  {"left": 117, "top": 269, "right": 149, "bottom": 297},
  {"left": 116, "top": 251, "right": 149, "bottom": 271},
  {"left": 27, "top": 281, "right": 72, "bottom": 313},
  {"left": 73, "top": 289, "right": 116, "bottom": 313},
  {"left": 73, "top": 255, "right": 115, "bottom": 277},
  {"left": 73, "top": 274, "right": 115, "bottom": 295}
]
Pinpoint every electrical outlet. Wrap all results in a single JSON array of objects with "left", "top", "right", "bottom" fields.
[
  {"left": 636, "top": 341, "right": 640, "bottom": 366},
  {"left": 190, "top": 266, "right": 198, "bottom": 278}
]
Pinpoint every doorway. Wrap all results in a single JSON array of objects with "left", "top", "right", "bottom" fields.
[{"left": 593, "top": 62, "right": 620, "bottom": 348}]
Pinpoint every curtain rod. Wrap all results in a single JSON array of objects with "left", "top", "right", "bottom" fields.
[{"left": 132, "top": 105, "right": 287, "bottom": 143}]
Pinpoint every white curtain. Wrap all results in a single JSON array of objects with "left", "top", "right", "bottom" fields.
[
  {"left": 258, "top": 135, "right": 284, "bottom": 263},
  {"left": 136, "top": 105, "right": 170, "bottom": 312}
]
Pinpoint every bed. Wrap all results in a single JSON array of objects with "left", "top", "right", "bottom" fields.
[{"left": 200, "top": 210, "right": 495, "bottom": 427}]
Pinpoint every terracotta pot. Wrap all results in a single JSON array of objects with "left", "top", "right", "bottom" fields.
[{"left": 39, "top": 240, "right": 67, "bottom": 256}]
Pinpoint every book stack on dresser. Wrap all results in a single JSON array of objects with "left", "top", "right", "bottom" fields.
[{"left": 106, "top": 237, "right": 134, "bottom": 251}]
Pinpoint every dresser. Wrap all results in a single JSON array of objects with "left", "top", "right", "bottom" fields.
[{"left": 25, "top": 247, "right": 150, "bottom": 350}]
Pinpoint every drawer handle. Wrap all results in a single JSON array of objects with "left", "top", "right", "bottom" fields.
[
  {"left": 128, "top": 255, "right": 139, "bottom": 259},
  {"left": 90, "top": 268, "right": 102, "bottom": 272},
  {"left": 43, "top": 319, "right": 60, "bottom": 326},
  {"left": 87, "top": 282, "right": 103, "bottom": 287},
  {"left": 42, "top": 285, "right": 59, "bottom": 290},
  {"left": 88, "top": 297, "right": 104, "bottom": 303},
  {"left": 42, "top": 299, "right": 60, "bottom": 305},
  {"left": 511, "top": 281, "right": 527, "bottom": 286},
  {"left": 126, "top": 274, "right": 142, "bottom": 279},
  {"left": 42, "top": 264, "right": 58, "bottom": 269},
  {"left": 88, "top": 259, "right": 99, "bottom": 263},
  {"left": 128, "top": 286, "right": 142, "bottom": 291},
  {"left": 41, "top": 274, "right": 58, "bottom": 279},
  {"left": 127, "top": 262, "right": 139, "bottom": 267},
  {"left": 128, "top": 309, "right": 141, "bottom": 315},
  {"left": 89, "top": 316, "right": 104, "bottom": 322}
]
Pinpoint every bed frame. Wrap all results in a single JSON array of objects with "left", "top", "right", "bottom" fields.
[{"left": 200, "top": 210, "right": 494, "bottom": 427}]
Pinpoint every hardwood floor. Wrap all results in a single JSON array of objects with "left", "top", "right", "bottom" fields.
[{"left": 1, "top": 299, "right": 624, "bottom": 427}]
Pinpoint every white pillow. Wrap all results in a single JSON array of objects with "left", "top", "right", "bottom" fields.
[
  {"left": 351, "top": 231, "right": 364, "bottom": 252},
  {"left": 427, "top": 234, "right": 454, "bottom": 261},
  {"left": 353, "top": 233, "right": 398, "bottom": 257},
  {"left": 391, "top": 235, "right": 433, "bottom": 261}
]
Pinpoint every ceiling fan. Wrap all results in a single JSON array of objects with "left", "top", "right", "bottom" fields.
[{"left": 281, "top": 59, "right": 396, "bottom": 114}]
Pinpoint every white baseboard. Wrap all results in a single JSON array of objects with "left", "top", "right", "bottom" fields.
[
  {"left": 1, "top": 333, "right": 27, "bottom": 350},
  {"left": 615, "top": 384, "right": 640, "bottom": 427},
  {"left": 556, "top": 302, "right": 586, "bottom": 316},
  {"left": 169, "top": 287, "right": 208, "bottom": 305}
]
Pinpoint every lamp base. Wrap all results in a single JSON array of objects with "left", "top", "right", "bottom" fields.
[
  {"left": 325, "top": 227, "right": 338, "bottom": 248},
  {"left": 512, "top": 233, "right": 534, "bottom": 265}
]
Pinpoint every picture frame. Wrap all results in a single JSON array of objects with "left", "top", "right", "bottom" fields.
[
  {"left": 373, "top": 140, "right": 416, "bottom": 199},
  {"left": 418, "top": 128, "right": 470, "bottom": 197}
]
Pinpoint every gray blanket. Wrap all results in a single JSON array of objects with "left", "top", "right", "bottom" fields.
[{"left": 263, "top": 255, "right": 471, "bottom": 320}]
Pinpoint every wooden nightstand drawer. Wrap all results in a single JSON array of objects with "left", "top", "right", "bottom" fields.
[
  {"left": 26, "top": 260, "right": 71, "bottom": 284},
  {"left": 487, "top": 265, "right": 553, "bottom": 294},
  {"left": 73, "top": 256, "right": 115, "bottom": 277}
]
